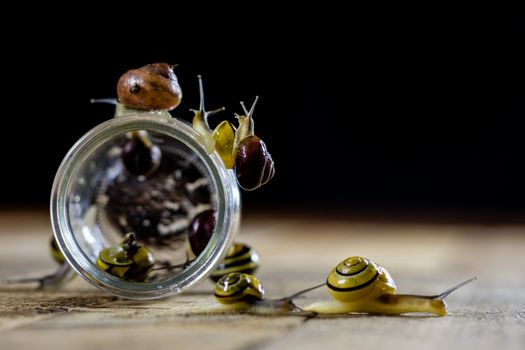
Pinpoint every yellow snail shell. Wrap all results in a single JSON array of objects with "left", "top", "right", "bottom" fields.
[{"left": 304, "top": 256, "right": 476, "bottom": 316}]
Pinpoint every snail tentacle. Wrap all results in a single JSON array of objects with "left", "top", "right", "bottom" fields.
[{"left": 191, "top": 75, "right": 226, "bottom": 153}]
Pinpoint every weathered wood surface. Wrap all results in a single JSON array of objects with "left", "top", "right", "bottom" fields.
[{"left": 0, "top": 210, "right": 524, "bottom": 350}]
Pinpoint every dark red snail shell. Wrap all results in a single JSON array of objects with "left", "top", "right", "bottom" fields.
[
  {"left": 188, "top": 209, "right": 216, "bottom": 256},
  {"left": 235, "top": 136, "right": 275, "bottom": 191},
  {"left": 117, "top": 63, "right": 182, "bottom": 110},
  {"left": 121, "top": 135, "right": 161, "bottom": 177}
]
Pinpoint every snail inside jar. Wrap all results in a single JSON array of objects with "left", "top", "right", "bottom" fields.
[{"left": 52, "top": 113, "right": 240, "bottom": 298}]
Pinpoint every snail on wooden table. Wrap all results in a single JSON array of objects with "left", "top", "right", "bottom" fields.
[
  {"left": 212, "top": 272, "right": 323, "bottom": 315},
  {"left": 304, "top": 256, "right": 476, "bottom": 316}
]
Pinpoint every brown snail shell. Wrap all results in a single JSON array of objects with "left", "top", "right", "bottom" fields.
[
  {"left": 235, "top": 135, "right": 275, "bottom": 191},
  {"left": 117, "top": 63, "right": 182, "bottom": 110}
]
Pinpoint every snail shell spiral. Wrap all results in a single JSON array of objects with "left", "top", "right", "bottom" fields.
[
  {"left": 214, "top": 272, "right": 264, "bottom": 305},
  {"left": 327, "top": 256, "right": 396, "bottom": 302},
  {"left": 96, "top": 233, "right": 155, "bottom": 282}
]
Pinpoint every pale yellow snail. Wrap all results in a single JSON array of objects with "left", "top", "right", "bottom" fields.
[
  {"left": 212, "top": 272, "right": 323, "bottom": 315},
  {"left": 304, "top": 256, "right": 476, "bottom": 316},
  {"left": 191, "top": 75, "right": 226, "bottom": 153}
]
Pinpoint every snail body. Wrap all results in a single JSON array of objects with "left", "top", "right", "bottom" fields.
[
  {"left": 213, "top": 272, "right": 323, "bottom": 315},
  {"left": 117, "top": 63, "right": 182, "bottom": 110},
  {"left": 96, "top": 233, "right": 155, "bottom": 282},
  {"left": 191, "top": 75, "right": 226, "bottom": 153},
  {"left": 304, "top": 256, "right": 476, "bottom": 316},
  {"left": 210, "top": 243, "right": 260, "bottom": 282}
]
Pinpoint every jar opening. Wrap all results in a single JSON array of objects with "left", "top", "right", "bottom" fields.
[{"left": 51, "top": 114, "right": 240, "bottom": 299}]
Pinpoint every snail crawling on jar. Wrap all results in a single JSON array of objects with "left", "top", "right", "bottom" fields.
[
  {"left": 232, "top": 97, "right": 275, "bottom": 191},
  {"left": 116, "top": 63, "right": 184, "bottom": 177},
  {"left": 211, "top": 272, "right": 323, "bottom": 315},
  {"left": 190, "top": 75, "right": 226, "bottom": 153},
  {"left": 190, "top": 76, "right": 275, "bottom": 191},
  {"left": 117, "top": 63, "right": 182, "bottom": 111},
  {"left": 304, "top": 256, "right": 476, "bottom": 316},
  {"left": 94, "top": 63, "right": 184, "bottom": 177},
  {"left": 96, "top": 233, "right": 156, "bottom": 282}
]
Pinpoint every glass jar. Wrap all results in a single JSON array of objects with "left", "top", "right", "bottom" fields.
[{"left": 51, "top": 110, "right": 240, "bottom": 299}]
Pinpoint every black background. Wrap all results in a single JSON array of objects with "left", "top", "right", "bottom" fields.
[{"left": 1, "top": 11, "right": 524, "bottom": 216}]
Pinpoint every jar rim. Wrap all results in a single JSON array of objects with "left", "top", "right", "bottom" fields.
[{"left": 51, "top": 113, "right": 240, "bottom": 299}]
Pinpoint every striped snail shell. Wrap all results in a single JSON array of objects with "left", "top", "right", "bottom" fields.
[
  {"left": 96, "top": 233, "right": 156, "bottom": 282},
  {"left": 304, "top": 256, "right": 476, "bottom": 316},
  {"left": 211, "top": 272, "right": 324, "bottom": 314},
  {"left": 214, "top": 272, "right": 265, "bottom": 305},
  {"left": 327, "top": 256, "right": 396, "bottom": 302},
  {"left": 210, "top": 243, "right": 260, "bottom": 282}
]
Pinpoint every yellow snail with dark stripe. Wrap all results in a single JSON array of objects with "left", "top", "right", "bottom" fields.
[
  {"left": 304, "top": 256, "right": 476, "bottom": 316},
  {"left": 213, "top": 272, "right": 323, "bottom": 315},
  {"left": 96, "top": 233, "right": 155, "bottom": 282},
  {"left": 210, "top": 243, "right": 260, "bottom": 282}
]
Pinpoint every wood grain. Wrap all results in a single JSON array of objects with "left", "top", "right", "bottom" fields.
[{"left": 0, "top": 210, "right": 524, "bottom": 350}]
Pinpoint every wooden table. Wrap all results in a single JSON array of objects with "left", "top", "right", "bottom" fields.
[{"left": 0, "top": 210, "right": 524, "bottom": 350}]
